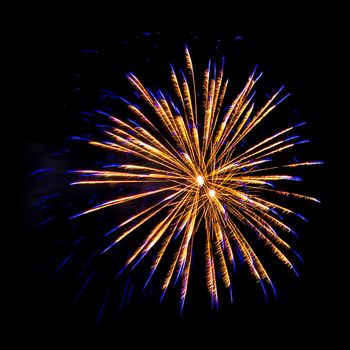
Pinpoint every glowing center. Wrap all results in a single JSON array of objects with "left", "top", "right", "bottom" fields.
[
  {"left": 209, "top": 189, "right": 216, "bottom": 198},
  {"left": 196, "top": 175, "right": 204, "bottom": 187}
]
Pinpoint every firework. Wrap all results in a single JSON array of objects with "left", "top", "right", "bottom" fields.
[{"left": 71, "top": 48, "right": 320, "bottom": 311}]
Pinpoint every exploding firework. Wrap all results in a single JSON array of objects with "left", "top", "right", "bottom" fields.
[{"left": 70, "top": 47, "right": 320, "bottom": 311}]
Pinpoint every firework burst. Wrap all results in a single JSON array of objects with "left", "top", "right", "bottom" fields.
[{"left": 71, "top": 48, "right": 320, "bottom": 311}]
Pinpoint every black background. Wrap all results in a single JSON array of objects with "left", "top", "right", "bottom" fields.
[{"left": 18, "top": 6, "right": 341, "bottom": 346}]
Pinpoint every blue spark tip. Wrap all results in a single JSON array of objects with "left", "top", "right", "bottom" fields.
[
  {"left": 69, "top": 136, "right": 89, "bottom": 142},
  {"left": 292, "top": 249, "right": 304, "bottom": 264},
  {"left": 95, "top": 110, "right": 111, "bottom": 117}
]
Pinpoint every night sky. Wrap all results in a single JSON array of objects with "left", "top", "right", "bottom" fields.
[{"left": 18, "top": 8, "right": 339, "bottom": 345}]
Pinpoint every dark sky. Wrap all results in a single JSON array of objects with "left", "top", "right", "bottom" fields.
[{"left": 18, "top": 8, "right": 340, "bottom": 345}]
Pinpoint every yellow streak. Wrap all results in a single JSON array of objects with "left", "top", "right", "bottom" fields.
[{"left": 77, "top": 185, "right": 180, "bottom": 217}]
